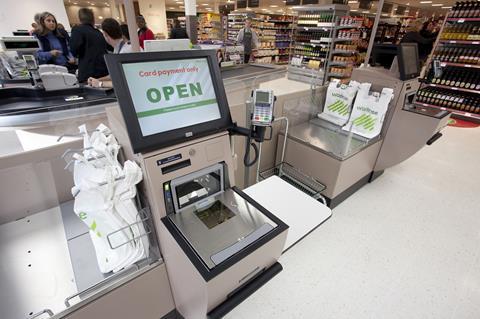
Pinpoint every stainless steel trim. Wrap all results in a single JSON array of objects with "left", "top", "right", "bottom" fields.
[
  {"left": 27, "top": 309, "right": 54, "bottom": 319},
  {"left": 170, "top": 163, "right": 224, "bottom": 213}
]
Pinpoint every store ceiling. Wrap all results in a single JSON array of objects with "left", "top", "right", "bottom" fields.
[{"left": 63, "top": 0, "right": 454, "bottom": 16}]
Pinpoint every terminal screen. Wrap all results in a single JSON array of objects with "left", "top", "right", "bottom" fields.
[{"left": 122, "top": 58, "right": 221, "bottom": 137}]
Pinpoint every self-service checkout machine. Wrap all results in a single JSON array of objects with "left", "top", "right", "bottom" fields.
[
  {"left": 104, "top": 49, "right": 292, "bottom": 318},
  {"left": 277, "top": 43, "right": 450, "bottom": 207}
]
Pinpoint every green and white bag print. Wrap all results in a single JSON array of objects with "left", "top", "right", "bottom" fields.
[
  {"left": 343, "top": 83, "right": 394, "bottom": 139},
  {"left": 318, "top": 79, "right": 360, "bottom": 126}
]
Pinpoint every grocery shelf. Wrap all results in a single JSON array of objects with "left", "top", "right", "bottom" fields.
[
  {"left": 446, "top": 17, "right": 480, "bottom": 22},
  {"left": 334, "top": 37, "right": 360, "bottom": 42},
  {"left": 329, "top": 61, "right": 355, "bottom": 66},
  {"left": 414, "top": 102, "right": 480, "bottom": 120},
  {"left": 439, "top": 61, "right": 480, "bottom": 69},
  {"left": 439, "top": 39, "right": 480, "bottom": 44},
  {"left": 336, "top": 25, "right": 362, "bottom": 29},
  {"left": 425, "top": 83, "right": 480, "bottom": 94},
  {"left": 331, "top": 50, "right": 357, "bottom": 55}
]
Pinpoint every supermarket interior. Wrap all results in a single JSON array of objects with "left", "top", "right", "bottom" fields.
[{"left": 0, "top": 0, "right": 479, "bottom": 318}]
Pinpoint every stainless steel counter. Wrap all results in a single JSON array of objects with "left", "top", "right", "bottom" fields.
[{"left": 287, "top": 118, "right": 380, "bottom": 161}]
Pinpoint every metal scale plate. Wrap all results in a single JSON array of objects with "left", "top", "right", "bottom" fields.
[{"left": 167, "top": 164, "right": 278, "bottom": 269}]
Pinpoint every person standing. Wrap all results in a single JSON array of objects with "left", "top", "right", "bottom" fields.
[
  {"left": 401, "top": 20, "right": 435, "bottom": 63},
  {"left": 70, "top": 8, "right": 109, "bottom": 82},
  {"left": 169, "top": 19, "right": 189, "bottom": 39},
  {"left": 101, "top": 18, "right": 132, "bottom": 54},
  {"left": 35, "top": 12, "right": 75, "bottom": 69},
  {"left": 236, "top": 18, "right": 259, "bottom": 64},
  {"left": 136, "top": 15, "right": 154, "bottom": 49}
]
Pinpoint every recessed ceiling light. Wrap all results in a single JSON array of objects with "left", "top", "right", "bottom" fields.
[
  {"left": 419, "top": 1, "right": 432, "bottom": 3},
  {"left": 348, "top": 0, "right": 358, "bottom": 3},
  {"left": 168, "top": 7, "right": 175, "bottom": 9},
  {"left": 431, "top": 3, "right": 443, "bottom": 6},
  {"left": 270, "top": 4, "right": 278, "bottom": 7},
  {"left": 98, "top": 16, "right": 103, "bottom": 19},
  {"left": 350, "top": 9, "right": 358, "bottom": 11}
]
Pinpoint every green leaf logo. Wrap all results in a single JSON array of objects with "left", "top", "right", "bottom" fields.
[
  {"left": 352, "top": 114, "right": 376, "bottom": 131},
  {"left": 327, "top": 100, "right": 350, "bottom": 116}
]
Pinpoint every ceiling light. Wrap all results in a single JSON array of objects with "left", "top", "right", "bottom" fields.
[
  {"left": 98, "top": 16, "right": 103, "bottom": 19},
  {"left": 419, "top": 1, "right": 432, "bottom": 3},
  {"left": 270, "top": 4, "right": 278, "bottom": 7},
  {"left": 168, "top": 7, "right": 175, "bottom": 9},
  {"left": 441, "top": 6, "right": 451, "bottom": 8},
  {"left": 202, "top": 3, "right": 209, "bottom": 5},
  {"left": 350, "top": 9, "right": 358, "bottom": 11},
  {"left": 262, "top": 8, "right": 268, "bottom": 10},
  {"left": 348, "top": 0, "right": 358, "bottom": 3},
  {"left": 431, "top": 3, "right": 443, "bottom": 6},
  {"left": 362, "top": 10, "right": 370, "bottom": 13},
  {"left": 381, "top": 13, "right": 389, "bottom": 16}
]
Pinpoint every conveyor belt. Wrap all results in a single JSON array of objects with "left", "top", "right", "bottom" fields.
[{"left": 221, "top": 64, "right": 285, "bottom": 81}]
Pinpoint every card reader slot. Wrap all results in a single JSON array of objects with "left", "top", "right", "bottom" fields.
[{"left": 161, "top": 159, "right": 191, "bottom": 174}]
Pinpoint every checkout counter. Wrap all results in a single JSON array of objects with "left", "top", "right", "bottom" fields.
[{"left": 0, "top": 49, "right": 334, "bottom": 319}]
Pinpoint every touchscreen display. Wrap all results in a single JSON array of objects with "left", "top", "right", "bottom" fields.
[
  {"left": 255, "top": 91, "right": 270, "bottom": 103},
  {"left": 122, "top": 58, "right": 221, "bottom": 137}
]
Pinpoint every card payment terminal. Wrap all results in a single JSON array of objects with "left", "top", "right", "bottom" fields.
[{"left": 252, "top": 89, "right": 275, "bottom": 126}]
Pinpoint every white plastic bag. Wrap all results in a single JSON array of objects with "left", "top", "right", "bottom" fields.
[
  {"left": 318, "top": 79, "right": 360, "bottom": 126},
  {"left": 72, "top": 124, "right": 148, "bottom": 273},
  {"left": 342, "top": 83, "right": 394, "bottom": 139}
]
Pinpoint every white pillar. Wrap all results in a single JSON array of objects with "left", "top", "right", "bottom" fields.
[
  {"left": 109, "top": 0, "right": 121, "bottom": 20},
  {"left": 123, "top": 0, "right": 140, "bottom": 52},
  {"left": 137, "top": 0, "right": 168, "bottom": 38},
  {"left": 184, "top": 0, "right": 198, "bottom": 43}
]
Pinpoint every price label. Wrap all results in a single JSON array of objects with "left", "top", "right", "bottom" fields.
[
  {"left": 473, "top": 42, "right": 479, "bottom": 44},
  {"left": 440, "top": 63, "right": 446, "bottom": 67},
  {"left": 458, "top": 19, "right": 465, "bottom": 23},
  {"left": 441, "top": 107, "right": 446, "bottom": 111},
  {"left": 465, "top": 112, "right": 472, "bottom": 117},
  {"left": 451, "top": 87, "right": 458, "bottom": 90},
  {"left": 465, "top": 64, "right": 472, "bottom": 68},
  {"left": 450, "top": 40, "right": 457, "bottom": 43}
]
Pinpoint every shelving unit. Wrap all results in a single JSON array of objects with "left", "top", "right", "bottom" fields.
[
  {"left": 325, "top": 15, "right": 363, "bottom": 82},
  {"left": 288, "top": 5, "right": 349, "bottom": 85},
  {"left": 253, "top": 14, "right": 295, "bottom": 64},
  {"left": 418, "top": 3, "right": 480, "bottom": 122},
  {"left": 197, "top": 13, "right": 222, "bottom": 42}
]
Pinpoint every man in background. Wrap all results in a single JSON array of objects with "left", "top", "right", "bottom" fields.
[
  {"left": 70, "top": 8, "right": 109, "bottom": 82},
  {"left": 136, "top": 15, "right": 154, "bottom": 49},
  {"left": 236, "top": 18, "right": 259, "bottom": 64},
  {"left": 169, "top": 19, "right": 189, "bottom": 39},
  {"left": 101, "top": 18, "right": 131, "bottom": 54}
]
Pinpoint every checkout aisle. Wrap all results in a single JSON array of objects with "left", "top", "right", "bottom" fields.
[{"left": 227, "top": 125, "right": 480, "bottom": 319}]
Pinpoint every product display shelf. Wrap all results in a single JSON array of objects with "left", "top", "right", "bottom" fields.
[
  {"left": 198, "top": 13, "right": 222, "bottom": 42},
  {"left": 253, "top": 14, "right": 295, "bottom": 65},
  {"left": 226, "top": 13, "right": 249, "bottom": 42},
  {"left": 288, "top": 5, "right": 349, "bottom": 85},
  {"left": 418, "top": 2, "right": 480, "bottom": 122},
  {"left": 325, "top": 15, "right": 363, "bottom": 83},
  {"left": 414, "top": 101, "right": 480, "bottom": 120}
]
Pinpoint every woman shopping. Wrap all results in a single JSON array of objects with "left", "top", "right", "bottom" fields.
[{"left": 35, "top": 12, "right": 75, "bottom": 69}]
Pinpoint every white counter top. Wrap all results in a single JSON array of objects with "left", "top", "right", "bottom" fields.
[{"left": 244, "top": 175, "right": 332, "bottom": 251}]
